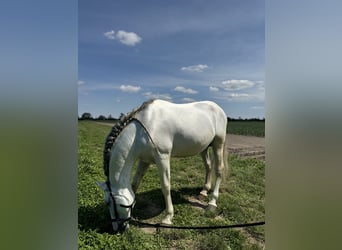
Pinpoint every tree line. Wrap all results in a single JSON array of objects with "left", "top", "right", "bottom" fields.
[
  {"left": 227, "top": 117, "right": 265, "bottom": 122},
  {"left": 78, "top": 112, "right": 118, "bottom": 121}
]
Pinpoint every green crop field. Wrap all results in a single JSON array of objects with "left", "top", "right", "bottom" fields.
[
  {"left": 78, "top": 121, "right": 265, "bottom": 249},
  {"left": 227, "top": 121, "right": 265, "bottom": 137}
]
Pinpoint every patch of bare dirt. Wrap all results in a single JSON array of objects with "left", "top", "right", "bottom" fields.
[{"left": 226, "top": 134, "right": 265, "bottom": 161}]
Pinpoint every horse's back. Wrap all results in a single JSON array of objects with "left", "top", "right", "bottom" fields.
[{"left": 134, "top": 100, "right": 227, "bottom": 156}]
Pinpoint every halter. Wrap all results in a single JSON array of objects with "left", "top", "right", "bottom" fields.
[{"left": 105, "top": 179, "right": 135, "bottom": 224}]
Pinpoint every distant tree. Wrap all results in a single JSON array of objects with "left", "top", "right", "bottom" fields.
[
  {"left": 81, "top": 112, "right": 92, "bottom": 120},
  {"left": 97, "top": 115, "right": 106, "bottom": 120}
]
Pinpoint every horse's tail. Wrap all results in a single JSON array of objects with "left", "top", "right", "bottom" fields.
[
  {"left": 210, "top": 134, "right": 229, "bottom": 183},
  {"left": 223, "top": 135, "right": 229, "bottom": 181}
]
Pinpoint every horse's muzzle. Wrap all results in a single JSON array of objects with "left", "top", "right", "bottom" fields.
[{"left": 112, "top": 221, "right": 129, "bottom": 233}]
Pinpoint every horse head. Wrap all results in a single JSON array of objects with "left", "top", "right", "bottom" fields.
[{"left": 97, "top": 181, "right": 135, "bottom": 233}]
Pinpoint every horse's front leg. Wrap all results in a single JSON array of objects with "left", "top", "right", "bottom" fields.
[
  {"left": 132, "top": 160, "right": 150, "bottom": 193},
  {"left": 156, "top": 155, "right": 174, "bottom": 225}
]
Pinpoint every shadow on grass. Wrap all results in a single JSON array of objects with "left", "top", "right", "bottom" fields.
[
  {"left": 78, "top": 203, "right": 113, "bottom": 233},
  {"left": 78, "top": 186, "right": 203, "bottom": 232},
  {"left": 134, "top": 186, "right": 203, "bottom": 218}
]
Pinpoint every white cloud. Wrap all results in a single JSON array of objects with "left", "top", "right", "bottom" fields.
[
  {"left": 227, "top": 93, "right": 252, "bottom": 100},
  {"left": 229, "top": 93, "right": 251, "bottom": 98},
  {"left": 227, "top": 92, "right": 264, "bottom": 102},
  {"left": 104, "top": 30, "right": 142, "bottom": 46},
  {"left": 209, "top": 86, "right": 219, "bottom": 92},
  {"left": 78, "top": 80, "right": 85, "bottom": 85},
  {"left": 116, "top": 30, "right": 142, "bottom": 46},
  {"left": 174, "top": 86, "right": 198, "bottom": 94},
  {"left": 182, "top": 98, "right": 196, "bottom": 102},
  {"left": 119, "top": 84, "right": 141, "bottom": 93},
  {"left": 104, "top": 30, "right": 116, "bottom": 40},
  {"left": 209, "top": 79, "right": 264, "bottom": 103},
  {"left": 181, "top": 64, "right": 209, "bottom": 72},
  {"left": 143, "top": 92, "right": 172, "bottom": 101},
  {"left": 221, "top": 79, "right": 255, "bottom": 91}
]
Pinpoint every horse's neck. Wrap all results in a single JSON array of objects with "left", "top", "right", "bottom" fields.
[{"left": 108, "top": 123, "right": 137, "bottom": 197}]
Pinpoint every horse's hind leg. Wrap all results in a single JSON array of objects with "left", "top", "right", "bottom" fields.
[
  {"left": 200, "top": 148, "right": 212, "bottom": 197},
  {"left": 132, "top": 160, "right": 150, "bottom": 193},
  {"left": 208, "top": 138, "right": 226, "bottom": 208}
]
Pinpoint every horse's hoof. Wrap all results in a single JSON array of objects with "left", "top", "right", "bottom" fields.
[
  {"left": 207, "top": 204, "right": 217, "bottom": 212},
  {"left": 161, "top": 218, "right": 172, "bottom": 226},
  {"left": 205, "top": 204, "right": 218, "bottom": 217}
]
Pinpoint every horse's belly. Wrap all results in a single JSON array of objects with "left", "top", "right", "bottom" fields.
[
  {"left": 171, "top": 146, "right": 206, "bottom": 157},
  {"left": 170, "top": 134, "right": 213, "bottom": 157}
]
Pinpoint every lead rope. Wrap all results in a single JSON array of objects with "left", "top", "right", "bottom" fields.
[
  {"left": 130, "top": 218, "right": 264, "bottom": 230},
  {"left": 131, "top": 118, "right": 160, "bottom": 154}
]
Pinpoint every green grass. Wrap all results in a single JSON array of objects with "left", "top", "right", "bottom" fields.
[
  {"left": 78, "top": 121, "right": 265, "bottom": 249},
  {"left": 227, "top": 121, "right": 265, "bottom": 137}
]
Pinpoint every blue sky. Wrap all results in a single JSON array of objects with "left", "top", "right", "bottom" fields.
[{"left": 78, "top": 0, "right": 264, "bottom": 119}]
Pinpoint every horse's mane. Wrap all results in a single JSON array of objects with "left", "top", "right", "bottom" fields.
[{"left": 103, "top": 99, "right": 155, "bottom": 177}]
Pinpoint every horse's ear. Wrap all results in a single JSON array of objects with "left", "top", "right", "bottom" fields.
[{"left": 96, "top": 181, "right": 108, "bottom": 191}]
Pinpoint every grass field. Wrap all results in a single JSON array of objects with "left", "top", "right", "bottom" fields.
[{"left": 78, "top": 121, "right": 265, "bottom": 249}]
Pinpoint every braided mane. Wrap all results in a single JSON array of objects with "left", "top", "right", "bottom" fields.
[{"left": 103, "top": 99, "right": 155, "bottom": 177}]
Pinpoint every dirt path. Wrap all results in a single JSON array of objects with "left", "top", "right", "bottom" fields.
[{"left": 226, "top": 134, "right": 265, "bottom": 161}]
